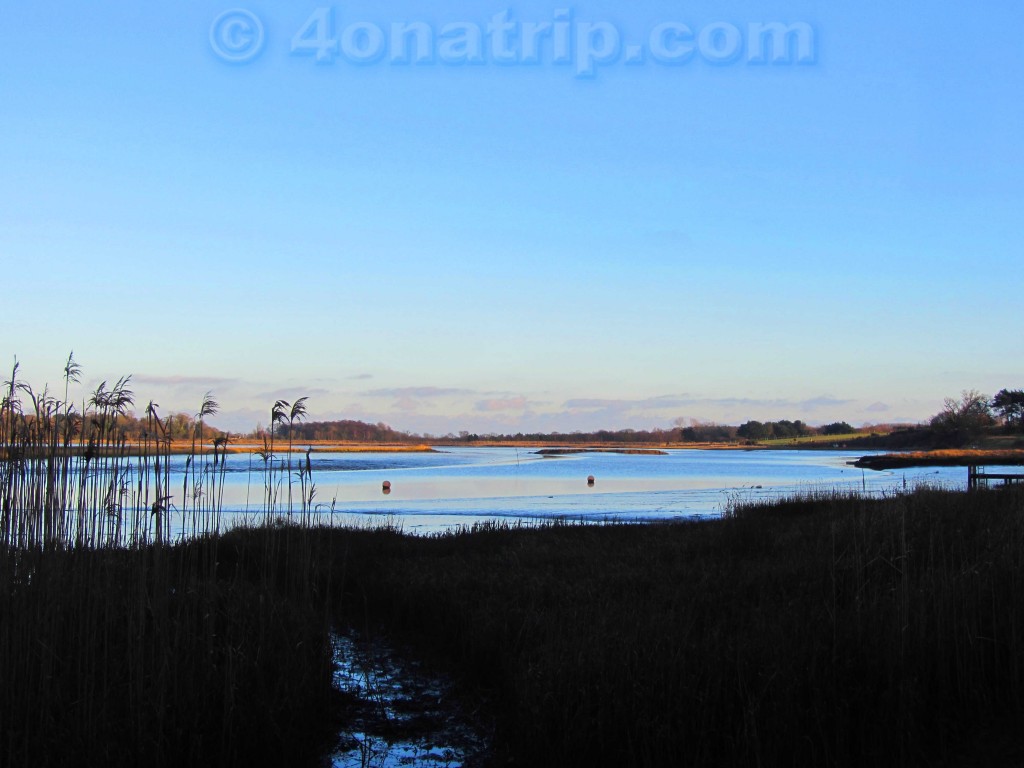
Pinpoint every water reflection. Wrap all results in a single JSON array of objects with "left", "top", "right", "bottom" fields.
[
  {"left": 329, "top": 633, "right": 489, "bottom": 768},
  {"left": 154, "top": 448, "right": 964, "bottom": 536}
]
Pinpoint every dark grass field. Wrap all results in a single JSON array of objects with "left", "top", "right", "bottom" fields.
[
  {"left": 4, "top": 487, "right": 1024, "bottom": 766},
  {"left": 309, "top": 487, "right": 1024, "bottom": 767}
]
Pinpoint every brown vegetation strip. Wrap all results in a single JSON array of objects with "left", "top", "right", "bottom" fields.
[
  {"left": 854, "top": 449, "right": 1024, "bottom": 470},
  {"left": 533, "top": 447, "right": 669, "bottom": 456}
]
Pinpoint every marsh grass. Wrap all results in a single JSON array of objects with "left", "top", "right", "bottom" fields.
[{"left": 314, "top": 487, "right": 1024, "bottom": 767}]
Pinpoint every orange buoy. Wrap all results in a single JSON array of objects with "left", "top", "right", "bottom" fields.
[
  {"left": 587, "top": 475, "right": 595, "bottom": 486},
  {"left": 382, "top": 480, "right": 392, "bottom": 494}
]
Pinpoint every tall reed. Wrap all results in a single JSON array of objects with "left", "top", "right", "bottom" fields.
[{"left": 0, "top": 356, "right": 336, "bottom": 768}]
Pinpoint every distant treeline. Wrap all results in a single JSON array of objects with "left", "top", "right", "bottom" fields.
[
  {"left": 270, "top": 419, "right": 413, "bottom": 443},
  {"left": 452, "top": 420, "right": 858, "bottom": 444},
  {"left": 126, "top": 412, "right": 228, "bottom": 441},
  {"left": 735, "top": 419, "right": 855, "bottom": 441},
  {"left": 132, "top": 387, "right": 1024, "bottom": 448},
  {"left": 18, "top": 411, "right": 228, "bottom": 442},
  {"left": 214, "top": 387, "right": 1024, "bottom": 448},
  {"left": 269, "top": 419, "right": 860, "bottom": 445},
  {"left": 453, "top": 428, "right": 705, "bottom": 445}
]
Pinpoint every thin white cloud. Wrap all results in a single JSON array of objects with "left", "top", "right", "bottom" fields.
[
  {"left": 255, "top": 387, "right": 332, "bottom": 400},
  {"left": 798, "top": 396, "right": 856, "bottom": 411},
  {"left": 134, "top": 374, "right": 238, "bottom": 387},
  {"left": 476, "top": 396, "right": 530, "bottom": 412},
  {"left": 364, "top": 386, "right": 478, "bottom": 398},
  {"left": 563, "top": 395, "right": 694, "bottom": 411}
]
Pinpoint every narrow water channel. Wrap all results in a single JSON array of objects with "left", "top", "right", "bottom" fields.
[{"left": 327, "top": 632, "right": 491, "bottom": 767}]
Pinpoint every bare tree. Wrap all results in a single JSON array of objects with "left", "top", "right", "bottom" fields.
[{"left": 930, "top": 390, "right": 993, "bottom": 445}]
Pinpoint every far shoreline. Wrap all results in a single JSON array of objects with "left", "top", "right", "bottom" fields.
[
  {"left": 25, "top": 439, "right": 850, "bottom": 456},
  {"left": 28, "top": 438, "right": 1021, "bottom": 460}
]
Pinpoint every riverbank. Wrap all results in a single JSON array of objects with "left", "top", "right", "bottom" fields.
[
  {"left": 17, "top": 436, "right": 997, "bottom": 459},
  {"left": 238, "top": 442, "right": 438, "bottom": 454},
  {"left": 854, "top": 449, "right": 1024, "bottom": 470},
  {"left": 533, "top": 447, "right": 669, "bottom": 456},
  {"left": 0, "top": 441, "right": 439, "bottom": 458}
]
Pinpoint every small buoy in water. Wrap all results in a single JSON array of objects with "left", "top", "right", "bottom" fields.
[
  {"left": 587, "top": 475, "right": 595, "bottom": 486},
  {"left": 382, "top": 481, "right": 392, "bottom": 494}
]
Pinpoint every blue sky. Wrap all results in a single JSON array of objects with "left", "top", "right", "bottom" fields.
[{"left": 1, "top": 1, "right": 1022, "bottom": 434}]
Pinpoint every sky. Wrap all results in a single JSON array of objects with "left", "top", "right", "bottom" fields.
[{"left": 1, "top": 1, "right": 1022, "bottom": 435}]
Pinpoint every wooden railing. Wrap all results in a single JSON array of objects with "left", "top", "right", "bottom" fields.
[{"left": 967, "top": 465, "right": 1024, "bottom": 490}]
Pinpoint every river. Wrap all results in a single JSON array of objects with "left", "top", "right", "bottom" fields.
[{"left": 159, "top": 447, "right": 965, "bottom": 536}]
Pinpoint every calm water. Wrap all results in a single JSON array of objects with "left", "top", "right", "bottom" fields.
[{"left": 163, "top": 447, "right": 965, "bottom": 535}]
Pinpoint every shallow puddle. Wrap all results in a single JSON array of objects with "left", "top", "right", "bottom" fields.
[{"left": 328, "top": 632, "right": 490, "bottom": 768}]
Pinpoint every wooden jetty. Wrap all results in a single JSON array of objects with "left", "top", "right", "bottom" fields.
[{"left": 967, "top": 465, "right": 1024, "bottom": 490}]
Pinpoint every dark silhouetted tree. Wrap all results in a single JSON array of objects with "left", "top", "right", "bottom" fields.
[
  {"left": 737, "top": 420, "right": 772, "bottom": 441},
  {"left": 821, "top": 422, "right": 856, "bottom": 436},
  {"left": 991, "top": 389, "right": 1024, "bottom": 431},
  {"left": 929, "top": 390, "right": 993, "bottom": 445}
]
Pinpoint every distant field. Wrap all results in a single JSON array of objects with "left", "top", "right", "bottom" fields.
[{"left": 759, "top": 432, "right": 863, "bottom": 446}]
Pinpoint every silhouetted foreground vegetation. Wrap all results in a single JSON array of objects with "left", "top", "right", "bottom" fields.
[
  {"left": 0, "top": 535, "right": 337, "bottom": 767},
  {"left": 7, "top": 486, "right": 1024, "bottom": 765},
  {"left": 315, "top": 487, "right": 1024, "bottom": 767}
]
